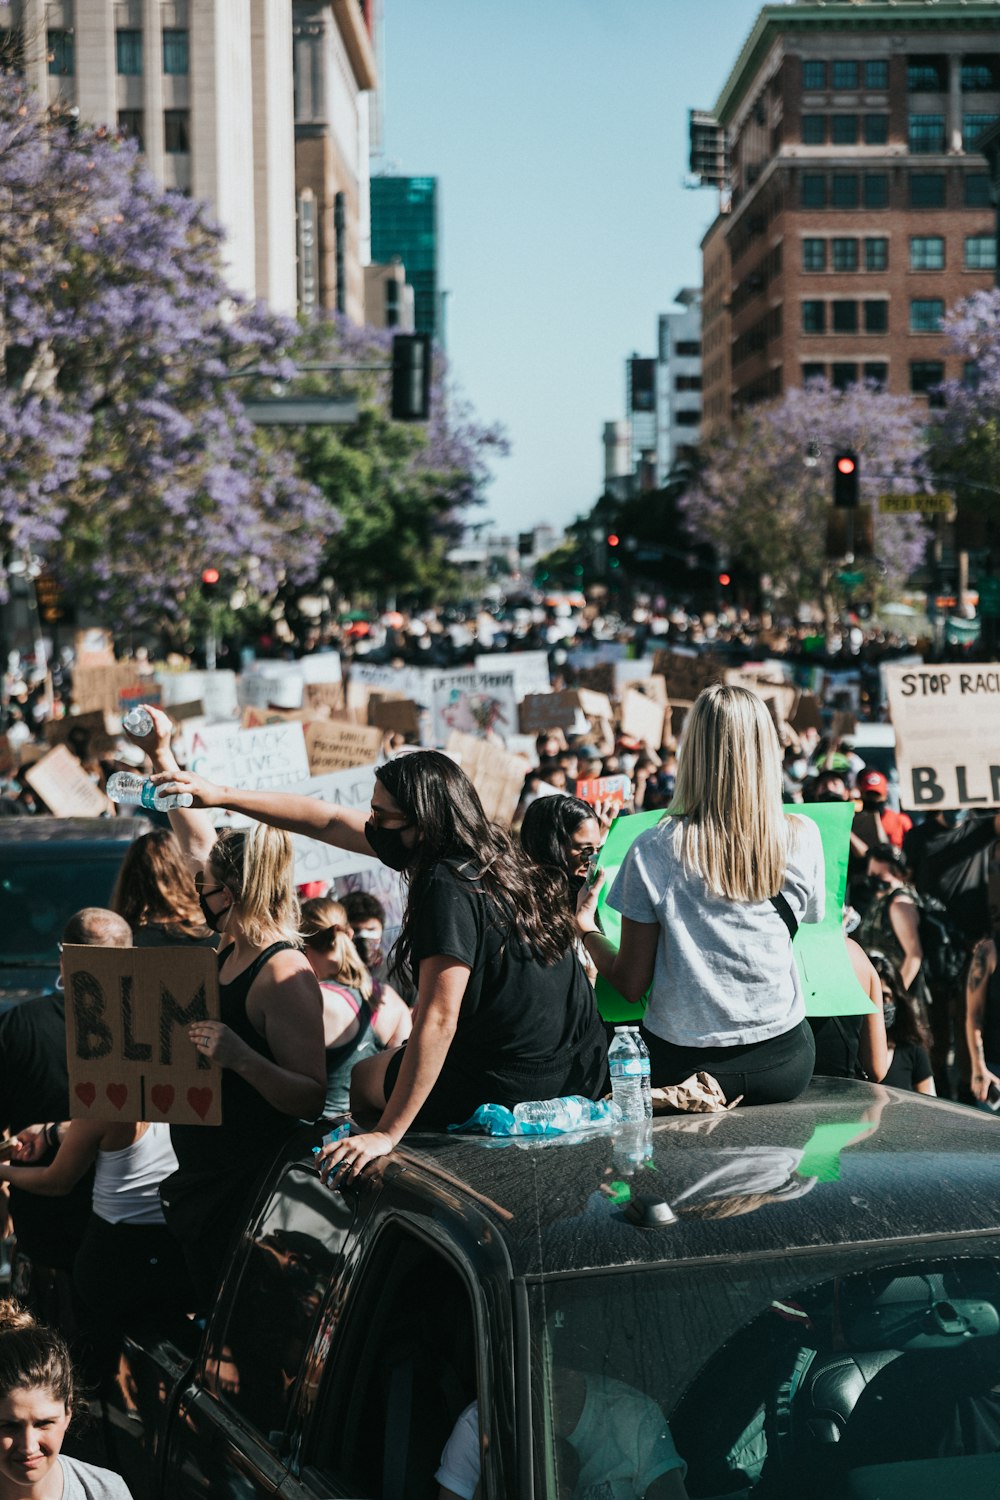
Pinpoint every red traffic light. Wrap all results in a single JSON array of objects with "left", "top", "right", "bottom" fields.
[
  {"left": 607, "top": 533, "right": 620, "bottom": 547},
  {"left": 718, "top": 572, "right": 731, "bottom": 587},
  {"left": 201, "top": 567, "right": 220, "bottom": 586},
  {"left": 836, "top": 456, "right": 856, "bottom": 476}
]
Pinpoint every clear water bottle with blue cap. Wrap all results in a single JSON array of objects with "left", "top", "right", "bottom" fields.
[{"left": 608, "top": 1027, "right": 644, "bottom": 1123}]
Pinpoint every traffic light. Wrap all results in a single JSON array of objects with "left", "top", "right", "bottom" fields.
[
  {"left": 390, "top": 332, "right": 432, "bottom": 421},
  {"left": 607, "top": 533, "right": 620, "bottom": 548},
  {"left": 833, "top": 451, "right": 860, "bottom": 508},
  {"left": 201, "top": 566, "right": 221, "bottom": 598},
  {"left": 718, "top": 572, "right": 732, "bottom": 588}
]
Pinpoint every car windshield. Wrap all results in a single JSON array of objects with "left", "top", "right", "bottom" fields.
[
  {"left": 529, "top": 1246, "right": 1000, "bottom": 1499},
  {"left": 0, "top": 849, "right": 126, "bottom": 964}
]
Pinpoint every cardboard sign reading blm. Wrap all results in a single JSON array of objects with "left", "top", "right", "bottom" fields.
[
  {"left": 63, "top": 946, "right": 221, "bottom": 1125},
  {"left": 886, "top": 664, "right": 1000, "bottom": 810}
]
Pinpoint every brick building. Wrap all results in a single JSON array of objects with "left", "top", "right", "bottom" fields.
[{"left": 696, "top": 0, "right": 1000, "bottom": 436}]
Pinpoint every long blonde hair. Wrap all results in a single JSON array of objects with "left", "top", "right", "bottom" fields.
[
  {"left": 210, "top": 824, "right": 301, "bottom": 948},
  {"left": 667, "top": 683, "right": 795, "bottom": 903},
  {"left": 299, "top": 897, "right": 374, "bottom": 1002}
]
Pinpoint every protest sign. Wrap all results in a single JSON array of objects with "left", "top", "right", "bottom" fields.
[
  {"left": 305, "top": 720, "right": 383, "bottom": 775},
  {"left": 573, "top": 774, "right": 631, "bottom": 809},
  {"left": 351, "top": 662, "right": 429, "bottom": 703},
  {"left": 240, "top": 705, "right": 311, "bottom": 729},
  {"left": 239, "top": 665, "right": 304, "bottom": 711},
  {"left": 304, "top": 680, "right": 345, "bottom": 715},
  {"left": 157, "top": 669, "right": 239, "bottom": 722},
  {"left": 575, "top": 688, "right": 614, "bottom": 722},
  {"left": 73, "top": 628, "right": 115, "bottom": 665},
  {"left": 118, "top": 681, "right": 163, "bottom": 719},
  {"left": 445, "top": 732, "right": 529, "bottom": 824},
  {"left": 63, "top": 945, "right": 221, "bottom": 1125},
  {"left": 621, "top": 688, "right": 668, "bottom": 750},
  {"left": 73, "top": 663, "right": 154, "bottom": 716},
  {"left": 284, "top": 765, "right": 381, "bottom": 884},
  {"left": 592, "top": 802, "right": 870, "bottom": 1025},
  {"left": 790, "top": 691, "right": 823, "bottom": 734},
  {"left": 518, "top": 690, "right": 579, "bottom": 733},
  {"left": 298, "top": 653, "right": 343, "bottom": 686},
  {"left": 368, "top": 695, "right": 421, "bottom": 736},
  {"left": 331, "top": 864, "right": 406, "bottom": 958},
  {"left": 431, "top": 669, "right": 517, "bottom": 746},
  {"left": 567, "top": 643, "right": 627, "bottom": 668},
  {"left": 183, "top": 721, "right": 310, "bottom": 791},
  {"left": 575, "top": 662, "right": 617, "bottom": 699},
  {"left": 652, "top": 650, "right": 723, "bottom": 702},
  {"left": 165, "top": 699, "right": 206, "bottom": 724},
  {"left": 885, "top": 664, "right": 1000, "bottom": 810},
  {"left": 24, "top": 746, "right": 112, "bottom": 817},
  {"left": 476, "top": 650, "right": 551, "bottom": 700},
  {"left": 44, "top": 710, "right": 116, "bottom": 762},
  {"left": 623, "top": 672, "right": 667, "bottom": 706},
  {"left": 614, "top": 657, "right": 656, "bottom": 694}
]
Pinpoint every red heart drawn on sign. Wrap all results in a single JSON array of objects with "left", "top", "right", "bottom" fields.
[
  {"left": 75, "top": 1083, "right": 96, "bottom": 1108},
  {"left": 150, "top": 1084, "right": 175, "bottom": 1115},
  {"left": 106, "top": 1083, "right": 128, "bottom": 1111},
  {"left": 187, "top": 1088, "right": 213, "bottom": 1121}
]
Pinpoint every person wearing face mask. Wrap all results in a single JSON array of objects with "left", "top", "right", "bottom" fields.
[
  {"left": 520, "top": 795, "right": 606, "bottom": 985},
  {"left": 867, "top": 953, "right": 935, "bottom": 1095},
  {"left": 150, "top": 748, "right": 608, "bottom": 1178},
  {"left": 340, "top": 891, "right": 391, "bottom": 984}
]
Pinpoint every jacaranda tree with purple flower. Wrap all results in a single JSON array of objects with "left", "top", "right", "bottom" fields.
[
  {"left": 0, "top": 77, "right": 332, "bottom": 629},
  {"left": 934, "top": 288, "right": 1000, "bottom": 531}
]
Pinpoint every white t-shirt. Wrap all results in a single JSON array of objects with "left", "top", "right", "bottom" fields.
[
  {"left": 435, "top": 1401, "right": 479, "bottom": 1500},
  {"left": 60, "top": 1455, "right": 133, "bottom": 1498},
  {"left": 608, "top": 814, "right": 825, "bottom": 1047}
]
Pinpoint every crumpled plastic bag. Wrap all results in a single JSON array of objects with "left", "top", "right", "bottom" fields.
[{"left": 650, "top": 1071, "right": 741, "bottom": 1114}]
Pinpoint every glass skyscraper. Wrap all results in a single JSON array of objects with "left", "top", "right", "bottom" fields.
[{"left": 370, "top": 176, "right": 440, "bottom": 341}]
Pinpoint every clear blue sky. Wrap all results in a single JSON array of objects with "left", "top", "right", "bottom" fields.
[{"left": 379, "top": 0, "right": 766, "bottom": 535}]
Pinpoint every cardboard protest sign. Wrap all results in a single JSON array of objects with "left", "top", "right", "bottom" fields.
[
  {"left": 573, "top": 774, "right": 631, "bottom": 809},
  {"left": 24, "top": 746, "right": 112, "bottom": 817},
  {"left": 575, "top": 662, "right": 616, "bottom": 699},
  {"left": 73, "top": 663, "right": 155, "bottom": 716},
  {"left": 368, "top": 695, "right": 421, "bottom": 736},
  {"left": 652, "top": 650, "right": 723, "bottom": 703},
  {"left": 119, "top": 681, "right": 163, "bottom": 718},
  {"left": 73, "top": 628, "right": 115, "bottom": 665},
  {"left": 592, "top": 802, "right": 871, "bottom": 1025},
  {"left": 157, "top": 669, "right": 239, "bottom": 722},
  {"left": 885, "top": 663, "right": 1000, "bottom": 810},
  {"left": 623, "top": 673, "right": 667, "bottom": 706},
  {"left": 285, "top": 765, "right": 381, "bottom": 884},
  {"left": 790, "top": 691, "right": 823, "bottom": 735},
  {"left": 240, "top": 705, "right": 311, "bottom": 729},
  {"left": 165, "top": 699, "right": 206, "bottom": 724},
  {"left": 44, "top": 710, "right": 116, "bottom": 762},
  {"left": 476, "top": 650, "right": 551, "bottom": 700},
  {"left": 621, "top": 689, "right": 668, "bottom": 750},
  {"left": 304, "top": 679, "right": 345, "bottom": 715},
  {"left": 431, "top": 670, "right": 517, "bottom": 746},
  {"left": 305, "top": 720, "right": 383, "bottom": 775},
  {"left": 239, "top": 665, "right": 305, "bottom": 712},
  {"left": 182, "top": 721, "right": 310, "bottom": 791},
  {"left": 518, "top": 691, "right": 579, "bottom": 734},
  {"left": 575, "top": 688, "right": 614, "bottom": 723},
  {"left": 446, "top": 732, "right": 530, "bottom": 824},
  {"left": 351, "top": 662, "right": 428, "bottom": 703},
  {"left": 63, "top": 945, "right": 221, "bottom": 1125}
]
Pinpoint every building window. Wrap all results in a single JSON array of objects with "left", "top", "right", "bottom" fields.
[
  {"left": 865, "top": 361, "right": 889, "bottom": 387},
  {"left": 864, "top": 236, "right": 889, "bottom": 271},
  {"left": 802, "top": 238, "right": 827, "bottom": 271},
  {"left": 164, "top": 109, "right": 190, "bottom": 154},
  {"left": 965, "top": 173, "right": 993, "bottom": 207},
  {"left": 863, "top": 114, "right": 889, "bottom": 145},
  {"left": 965, "top": 234, "right": 997, "bottom": 270},
  {"left": 675, "top": 374, "right": 702, "bottom": 392},
  {"left": 831, "top": 114, "right": 859, "bottom": 146},
  {"left": 832, "top": 60, "right": 859, "bottom": 90},
  {"left": 801, "top": 115, "right": 826, "bottom": 145},
  {"left": 832, "top": 300, "right": 858, "bottom": 333},
  {"left": 910, "top": 298, "right": 945, "bottom": 333},
  {"left": 907, "top": 57, "right": 947, "bottom": 92},
  {"left": 832, "top": 363, "right": 859, "bottom": 390},
  {"left": 802, "top": 300, "right": 826, "bottom": 334},
  {"left": 676, "top": 341, "right": 701, "bottom": 356},
  {"left": 909, "top": 114, "right": 946, "bottom": 153},
  {"left": 832, "top": 238, "right": 858, "bottom": 271},
  {"left": 910, "top": 172, "right": 946, "bottom": 207},
  {"left": 801, "top": 173, "right": 826, "bottom": 207},
  {"left": 910, "top": 360, "right": 945, "bottom": 401},
  {"left": 675, "top": 410, "right": 701, "bottom": 427},
  {"left": 964, "top": 360, "right": 980, "bottom": 389},
  {"left": 116, "top": 29, "right": 142, "bottom": 75},
  {"left": 865, "top": 59, "right": 889, "bottom": 90},
  {"left": 117, "top": 109, "right": 144, "bottom": 149},
  {"left": 962, "top": 59, "right": 1000, "bottom": 92},
  {"left": 963, "top": 114, "right": 998, "bottom": 152},
  {"left": 162, "top": 29, "right": 189, "bottom": 75},
  {"left": 803, "top": 60, "right": 826, "bottom": 91},
  {"left": 864, "top": 300, "right": 888, "bottom": 334},
  {"left": 47, "top": 28, "right": 74, "bottom": 75},
  {"left": 802, "top": 363, "right": 826, "bottom": 384},
  {"left": 831, "top": 173, "right": 859, "bottom": 207},
  {"left": 863, "top": 173, "right": 889, "bottom": 208},
  {"left": 910, "top": 235, "right": 946, "bottom": 270}
]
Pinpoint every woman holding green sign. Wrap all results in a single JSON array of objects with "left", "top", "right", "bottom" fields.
[{"left": 575, "top": 684, "right": 825, "bottom": 1106}]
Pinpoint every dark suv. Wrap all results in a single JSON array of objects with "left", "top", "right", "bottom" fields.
[{"left": 0, "top": 816, "right": 149, "bottom": 1007}]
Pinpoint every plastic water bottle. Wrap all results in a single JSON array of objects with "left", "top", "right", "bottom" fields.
[
  {"left": 630, "top": 1027, "right": 653, "bottom": 1119},
  {"left": 608, "top": 1027, "right": 645, "bottom": 1123},
  {"left": 106, "top": 771, "right": 193, "bottom": 812},
  {"left": 122, "top": 706, "right": 154, "bottom": 738},
  {"left": 513, "top": 1096, "right": 618, "bottom": 1132}
]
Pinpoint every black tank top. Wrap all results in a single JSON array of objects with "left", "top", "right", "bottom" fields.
[
  {"left": 171, "top": 941, "right": 299, "bottom": 1172},
  {"left": 983, "top": 964, "right": 1000, "bottom": 1067}
]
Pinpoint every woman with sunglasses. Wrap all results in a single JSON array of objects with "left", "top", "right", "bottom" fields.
[
  {"left": 149, "top": 745, "right": 608, "bottom": 1182},
  {"left": 123, "top": 710, "right": 326, "bottom": 1305}
]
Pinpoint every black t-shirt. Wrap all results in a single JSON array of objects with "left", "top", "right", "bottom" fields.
[
  {"left": 903, "top": 815, "right": 998, "bottom": 946},
  {"left": 410, "top": 861, "right": 605, "bottom": 1095},
  {"left": 883, "top": 1042, "right": 933, "bottom": 1092},
  {"left": 0, "top": 997, "right": 93, "bottom": 1268}
]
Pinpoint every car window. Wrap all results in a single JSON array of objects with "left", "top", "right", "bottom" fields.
[
  {"left": 0, "top": 848, "right": 128, "bottom": 963},
  {"left": 202, "top": 1163, "right": 357, "bottom": 1451},
  {"left": 529, "top": 1248, "right": 1000, "bottom": 1500},
  {"left": 306, "top": 1224, "right": 481, "bottom": 1499}
]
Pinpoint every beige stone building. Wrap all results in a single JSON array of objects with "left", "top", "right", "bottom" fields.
[{"left": 12, "top": 0, "right": 298, "bottom": 312}]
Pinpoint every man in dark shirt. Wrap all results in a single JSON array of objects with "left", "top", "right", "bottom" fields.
[{"left": 0, "top": 907, "right": 131, "bottom": 1324}]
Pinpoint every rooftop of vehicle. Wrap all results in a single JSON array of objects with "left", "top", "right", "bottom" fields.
[
  {"left": 387, "top": 1080, "right": 1000, "bottom": 1278},
  {"left": 0, "top": 816, "right": 149, "bottom": 846}
]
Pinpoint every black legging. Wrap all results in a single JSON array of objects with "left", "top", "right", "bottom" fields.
[{"left": 640, "top": 1018, "right": 816, "bottom": 1106}]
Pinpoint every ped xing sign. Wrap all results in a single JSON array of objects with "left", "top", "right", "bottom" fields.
[{"left": 879, "top": 493, "right": 953, "bottom": 516}]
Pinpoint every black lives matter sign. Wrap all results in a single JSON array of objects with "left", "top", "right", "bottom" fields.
[{"left": 886, "top": 666, "right": 1000, "bottom": 811}]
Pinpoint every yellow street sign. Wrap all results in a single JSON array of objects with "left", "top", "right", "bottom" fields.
[{"left": 878, "top": 493, "right": 953, "bottom": 515}]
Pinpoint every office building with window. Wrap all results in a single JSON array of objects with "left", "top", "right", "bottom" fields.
[
  {"left": 11, "top": 0, "right": 297, "bottom": 311},
  {"left": 694, "top": 0, "right": 1000, "bottom": 434},
  {"left": 657, "top": 289, "right": 703, "bottom": 482},
  {"left": 371, "top": 176, "right": 440, "bottom": 341}
]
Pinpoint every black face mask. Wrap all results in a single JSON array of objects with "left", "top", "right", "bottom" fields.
[
  {"left": 567, "top": 874, "right": 587, "bottom": 900},
  {"left": 353, "top": 933, "right": 383, "bottom": 970},
  {"left": 364, "top": 819, "right": 414, "bottom": 872},
  {"left": 882, "top": 1002, "right": 897, "bottom": 1031},
  {"left": 198, "top": 891, "right": 231, "bottom": 933}
]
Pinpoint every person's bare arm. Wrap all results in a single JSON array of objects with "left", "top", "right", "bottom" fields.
[
  {"left": 966, "top": 939, "right": 999, "bottom": 1103},
  {"left": 887, "top": 895, "right": 923, "bottom": 993},
  {"left": 0, "top": 1120, "right": 105, "bottom": 1196},
  {"left": 125, "top": 704, "right": 217, "bottom": 868},
  {"left": 151, "top": 767, "right": 372, "bottom": 856},
  {"left": 575, "top": 872, "right": 658, "bottom": 1005}
]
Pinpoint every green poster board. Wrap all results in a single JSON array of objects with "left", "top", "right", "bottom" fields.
[{"left": 593, "top": 802, "right": 875, "bottom": 1023}]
